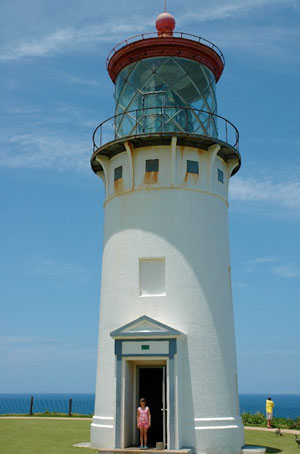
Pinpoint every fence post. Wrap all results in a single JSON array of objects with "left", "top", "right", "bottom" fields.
[
  {"left": 29, "top": 396, "right": 34, "bottom": 416},
  {"left": 69, "top": 398, "right": 72, "bottom": 417}
]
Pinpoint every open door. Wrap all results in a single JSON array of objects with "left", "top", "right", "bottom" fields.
[
  {"left": 138, "top": 366, "right": 167, "bottom": 448},
  {"left": 162, "top": 365, "right": 167, "bottom": 448}
]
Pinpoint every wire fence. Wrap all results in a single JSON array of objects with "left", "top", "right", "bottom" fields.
[
  {"left": 0, "top": 396, "right": 94, "bottom": 416},
  {"left": 240, "top": 405, "right": 300, "bottom": 420},
  {"left": 0, "top": 396, "right": 299, "bottom": 420}
]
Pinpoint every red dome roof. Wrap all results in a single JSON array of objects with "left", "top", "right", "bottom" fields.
[{"left": 155, "top": 12, "right": 176, "bottom": 36}]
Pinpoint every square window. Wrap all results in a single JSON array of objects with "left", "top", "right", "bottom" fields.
[
  {"left": 187, "top": 160, "right": 199, "bottom": 174},
  {"left": 114, "top": 166, "right": 123, "bottom": 181},
  {"left": 218, "top": 169, "right": 224, "bottom": 183},
  {"left": 146, "top": 159, "right": 159, "bottom": 172},
  {"left": 139, "top": 258, "right": 165, "bottom": 296}
]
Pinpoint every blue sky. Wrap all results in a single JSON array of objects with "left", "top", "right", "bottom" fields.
[{"left": 1, "top": 0, "right": 300, "bottom": 395}]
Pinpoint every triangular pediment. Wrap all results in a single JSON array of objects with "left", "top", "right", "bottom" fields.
[{"left": 110, "top": 315, "right": 183, "bottom": 339}]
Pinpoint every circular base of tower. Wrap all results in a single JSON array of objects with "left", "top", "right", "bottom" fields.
[{"left": 91, "top": 132, "right": 241, "bottom": 176}]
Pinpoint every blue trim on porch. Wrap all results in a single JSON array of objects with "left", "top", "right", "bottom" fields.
[{"left": 112, "top": 316, "right": 182, "bottom": 450}]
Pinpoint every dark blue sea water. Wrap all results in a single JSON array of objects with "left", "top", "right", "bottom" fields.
[
  {"left": 239, "top": 394, "right": 300, "bottom": 419},
  {"left": 0, "top": 393, "right": 299, "bottom": 418},
  {"left": 0, "top": 393, "right": 95, "bottom": 416}
]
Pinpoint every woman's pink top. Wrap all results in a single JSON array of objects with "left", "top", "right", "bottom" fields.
[{"left": 137, "top": 406, "right": 149, "bottom": 424}]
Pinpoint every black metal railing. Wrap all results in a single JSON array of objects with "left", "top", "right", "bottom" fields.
[
  {"left": 1, "top": 394, "right": 299, "bottom": 421},
  {"left": 92, "top": 106, "right": 239, "bottom": 152},
  {"left": 0, "top": 395, "right": 94, "bottom": 416},
  {"left": 106, "top": 32, "right": 225, "bottom": 68}
]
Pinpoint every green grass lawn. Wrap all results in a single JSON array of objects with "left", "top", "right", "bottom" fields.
[
  {"left": 0, "top": 419, "right": 98, "bottom": 454},
  {"left": 0, "top": 419, "right": 299, "bottom": 454},
  {"left": 245, "top": 429, "right": 300, "bottom": 453}
]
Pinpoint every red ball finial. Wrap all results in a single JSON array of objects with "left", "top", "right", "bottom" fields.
[{"left": 155, "top": 12, "right": 176, "bottom": 37}]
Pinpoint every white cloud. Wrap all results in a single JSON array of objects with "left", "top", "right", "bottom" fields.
[
  {"left": 238, "top": 348, "right": 300, "bottom": 359},
  {"left": 0, "top": 336, "right": 75, "bottom": 348},
  {"left": 1, "top": 0, "right": 298, "bottom": 66},
  {"left": 0, "top": 256, "right": 89, "bottom": 283},
  {"left": 241, "top": 257, "right": 300, "bottom": 278},
  {"left": 5, "top": 107, "right": 43, "bottom": 115},
  {"left": 230, "top": 175, "right": 300, "bottom": 216},
  {"left": 272, "top": 264, "right": 300, "bottom": 278},
  {"left": 180, "top": 0, "right": 295, "bottom": 24},
  {"left": 0, "top": 336, "right": 38, "bottom": 346},
  {"left": 0, "top": 132, "right": 90, "bottom": 172},
  {"left": 208, "top": 24, "right": 300, "bottom": 67},
  {"left": 243, "top": 257, "right": 277, "bottom": 265},
  {"left": 232, "top": 282, "right": 246, "bottom": 288},
  {"left": 0, "top": 334, "right": 97, "bottom": 392},
  {"left": 29, "top": 259, "right": 87, "bottom": 278},
  {"left": 0, "top": 18, "right": 152, "bottom": 62},
  {"left": 67, "top": 75, "right": 100, "bottom": 87},
  {"left": 182, "top": 1, "right": 300, "bottom": 71},
  {"left": 0, "top": 336, "right": 96, "bottom": 367}
]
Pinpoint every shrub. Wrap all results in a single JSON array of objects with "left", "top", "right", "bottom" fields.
[
  {"left": 242, "top": 412, "right": 266, "bottom": 426},
  {"left": 242, "top": 412, "right": 298, "bottom": 428}
]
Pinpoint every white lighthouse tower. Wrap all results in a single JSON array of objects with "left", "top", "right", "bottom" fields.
[{"left": 90, "top": 10, "right": 244, "bottom": 454}]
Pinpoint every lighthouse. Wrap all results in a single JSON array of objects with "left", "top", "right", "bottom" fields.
[{"left": 90, "top": 10, "right": 244, "bottom": 454}]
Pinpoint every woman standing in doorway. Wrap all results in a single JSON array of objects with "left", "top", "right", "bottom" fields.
[{"left": 137, "top": 398, "right": 151, "bottom": 449}]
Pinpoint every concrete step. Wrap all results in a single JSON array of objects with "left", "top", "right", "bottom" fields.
[
  {"left": 97, "top": 450, "right": 193, "bottom": 454},
  {"left": 74, "top": 444, "right": 265, "bottom": 454},
  {"left": 242, "top": 446, "right": 266, "bottom": 454}
]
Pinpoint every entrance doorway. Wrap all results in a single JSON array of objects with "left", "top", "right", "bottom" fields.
[{"left": 137, "top": 366, "right": 167, "bottom": 448}]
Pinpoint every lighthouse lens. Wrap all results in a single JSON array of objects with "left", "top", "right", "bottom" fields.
[{"left": 114, "top": 57, "right": 217, "bottom": 139}]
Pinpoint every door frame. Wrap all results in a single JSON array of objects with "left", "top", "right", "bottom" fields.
[
  {"left": 110, "top": 315, "right": 184, "bottom": 450},
  {"left": 113, "top": 340, "right": 177, "bottom": 449}
]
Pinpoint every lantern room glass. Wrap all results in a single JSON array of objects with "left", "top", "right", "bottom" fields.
[{"left": 114, "top": 56, "right": 217, "bottom": 138}]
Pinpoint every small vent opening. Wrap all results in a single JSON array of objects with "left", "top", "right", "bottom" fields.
[
  {"left": 114, "top": 166, "right": 123, "bottom": 181},
  {"left": 187, "top": 160, "right": 199, "bottom": 174},
  {"left": 218, "top": 169, "right": 224, "bottom": 183},
  {"left": 146, "top": 159, "right": 159, "bottom": 172}
]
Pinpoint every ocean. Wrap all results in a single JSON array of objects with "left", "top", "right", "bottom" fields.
[
  {"left": 0, "top": 393, "right": 95, "bottom": 416},
  {"left": 0, "top": 393, "right": 299, "bottom": 419},
  {"left": 239, "top": 394, "right": 300, "bottom": 419}
]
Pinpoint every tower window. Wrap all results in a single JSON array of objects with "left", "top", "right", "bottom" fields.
[
  {"left": 114, "top": 166, "right": 123, "bottom": 181},
  {"left": 139, "top": 258, "right": 165, "bottom": 296},
  {"left": 218, "top": 169, "right": 224, "bottom": 183},
  {"left": 187, "top": 160, "right": 199, "bottom": 174},
  {"left": 146, "top": 159, "right": 159, "bottom": 172}
]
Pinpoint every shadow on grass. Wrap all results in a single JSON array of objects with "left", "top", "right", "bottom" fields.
[{"left": 265, "top": 447, "right": 282, "bottom": 453}]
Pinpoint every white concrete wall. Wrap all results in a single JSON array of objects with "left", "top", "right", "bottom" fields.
[{"left": 91, "top": 140, "right": 244, "bottom": 453}]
